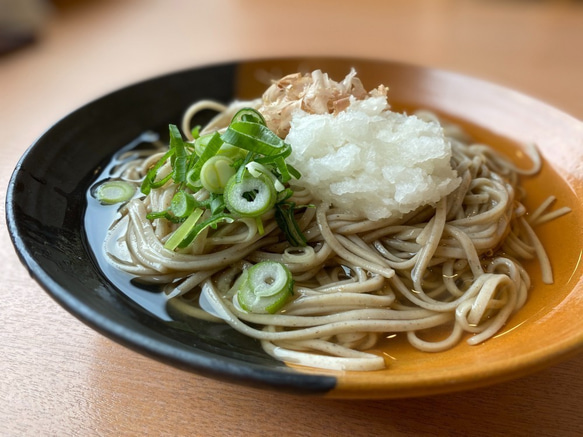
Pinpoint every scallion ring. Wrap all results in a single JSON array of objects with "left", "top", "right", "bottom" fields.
[
  {"left": 274, "top": 202, "right": 308, "bottom": 247},
  {"left": 170, "top": 191, "right": 196, "bottom": 218},
  {"left": 200, "top": 155, "right": 236, "bottom": 194},
  {"left": 237, "top": 261, "right": 293, "bottom": 314},
  {"left": 95, "top": 180, "right": 135, "bottom": 205},
  {"left": 245, "top": 161, "right": 285, "bottom": 192},
  {"left": 224, "top": 173, "right": 276, "bottom": 217},
  {"left": 193, "top": 133, "right": 215, "bottom": 157},
  {"left": 163, "top": 208, "right": 204, "bottom": 251},
  {"left": 231, "top": 107, "right": 267, "bottom": 125}
]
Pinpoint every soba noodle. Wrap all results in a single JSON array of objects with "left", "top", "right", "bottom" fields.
[{"left": 98, "top": 71, "right": 570, "bottom": 371}]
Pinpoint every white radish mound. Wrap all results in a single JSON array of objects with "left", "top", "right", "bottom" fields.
[{"left": 285, "top": 96, "right": 461, "bottom": 221}]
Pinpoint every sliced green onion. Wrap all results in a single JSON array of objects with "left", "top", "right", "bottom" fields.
[
  {"left": 191, "top": 125, "right": 201, "bottom": 140},
  {"left": 231, "top": 107, "right": 266, "bottom": 125},
  {"left": 137, "top": 108, "right": 304, "bottom": 246},
  {"left": 273, "top": 155, "right": 292, "bottom": 183},
  {"left": 170, "top": 190, "right": 195, "bottom": 218},
  {"left": 245, "top": 161, "right": 285, "bottom": 192},
  {"left": 146, "top": 210, "right": 182, "bottom": 223},
  {"left": 149, "top": 194, "right": 217, "bottom": 222},
  {"left": 186, "top": 132, "right": 224, "bottom": 190},
  {"left": 140, "top": 148, "right": 174, "bottom": 195},
  {"left": 196, "top": 134, "right": 246, "bottom": 162},
  {"left": 209, "top": 193, "right": 225, "bottom": 215},
  {"left": 216, "top": 143, "right": 247, "bottom": 161},
  {"left": 169, "top": 124, "right": 188, "bottom": 184},
  {"left": 276, "top": 188, "right": 294, "bottom": 203},
  {"left": 237, "top": 261, "right": 293, "bottom": 314},
  {"left": 252, "top": 145, "right": 299, "bottom": 184},
  {"left": 95, "top": 180, "right": 136, "bottom": 205},
  {"left": 200, "top": 155, "right": 236, "bottom": 194},
  {"left": 194, "top": 133, "right": 215, "bottom": 157},
  {"left": 275, "top": 202, "right": 307, "bottom": 247},
  {"left": 164, "top": 208, "right": 204, "bottom": 251},
  {"left": 224, "top": 173, "right": 276, "bottom": 217},
  {"left": 286, "top": 164, "right": 302, "bottom": 180},
  {"left": 178, "top": 213, "right": 234, "bottom": 249},
  {"left": 233, "top": 151, "right": 256, "bottom": 184},
  {"left": 197, "top": 132, "right": 224, "bottom": 162},
  {"left": 255, "top": 216, "right": 265, "bottom": 235},
  {"left": 221, "top": 121, "right": 289, "bottom": 156}
]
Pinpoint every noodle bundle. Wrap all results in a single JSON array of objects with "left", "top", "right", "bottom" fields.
[{"left": 98, "top": 71, "right": 569, "bottom": 371}]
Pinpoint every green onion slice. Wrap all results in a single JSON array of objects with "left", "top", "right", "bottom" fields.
[
  {"left": 224, "top": 173, "right": 276, "bottom": 217},
  {"left": 275, "top": 202, "right": 308, "bottom": 247},
  {"left": 221, "top": 121, "right": 289, "bottom": 156},
  {"left": 164, "top": 208, "right": 204, "bottom": 251},
  {"left": 216, "top": 143, "right": 247, "bottom": 161},
  {"left": 276, "top": 188, "right": 294, "bottom": 203},
  {"left": 191, "top": 125, "right": 201, "bottom": 140},
  {"left": 200, "top": 155, "right": 236, "bottom": 194},
  {"left": 140, "top": 148, "right": 174, "bottom": 195},
  {"left": 170, "top": 190, "right": 196, "bottom": 218},
  {"left": 209, "top": 193, "right": 225, "bottom": 215},
  {"left": 245, "top": 161, "right": 285, "bottom": 192},
  {"left": 136, "top": 107, "right": 304, "bottom": 247},
  {"left": 146, "top": 210, "right": 179, "bottom": 223},
  {"left": 186, "top": 132, "right": 224, "bottom": 190},
  {"left": 237, "top": 261, "right": 293, "bottom": 314},
  {"left": 178, "top": 213, "right": 234, "bottom": 249},
  {"left": 286, "top": 164, "right": 302, "bottom": 180},
  {"left": 255, "top": 216, "right": 265, "bottom": 235},
  {"left": 169, "top": 124, "right": 188, "bottom": 184},
  {"left": 95, "top": 180, "right": 136, "bottom": 205},
  {"left": 194, "top": 133, "right": 215, "bottom": 157},
  {"left": 231, "top": 107, "right": 267, "bottom": 125}
]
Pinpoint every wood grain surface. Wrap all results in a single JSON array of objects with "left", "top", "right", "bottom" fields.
[{"left": 1, "top": 1, "right": 582, "bottom": 435}]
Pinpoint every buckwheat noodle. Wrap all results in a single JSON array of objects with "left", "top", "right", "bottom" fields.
[{"left": 103, "top": 99, "right": 570, "bottom": 371}]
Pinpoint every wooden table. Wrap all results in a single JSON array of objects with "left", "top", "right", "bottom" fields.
[{"left": 2, "top": 1, "right": 582, "bottom": 435}]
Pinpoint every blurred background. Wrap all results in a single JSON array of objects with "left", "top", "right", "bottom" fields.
[{"left": 1, "top": 0, "right": 582, "bottom": 124}]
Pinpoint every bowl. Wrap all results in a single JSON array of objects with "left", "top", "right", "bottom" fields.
[{"left": 6, "top": 57, "right": 583, "bottom": 399}]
